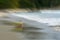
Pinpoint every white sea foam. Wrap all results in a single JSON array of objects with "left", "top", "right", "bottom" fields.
[{"left": 11, "top": 10, "right": 60, "bottom": 25}]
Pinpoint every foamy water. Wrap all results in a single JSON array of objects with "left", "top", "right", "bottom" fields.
[
  {"left": 0, "top": 10, "right": 60, "bottom": 40},
  {"left": 11, "top": 10, "right": 60, "bottom": 26}
]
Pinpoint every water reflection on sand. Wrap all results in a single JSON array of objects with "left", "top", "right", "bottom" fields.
[{"left": 15, "top": 27, "right": 56, "bottom": 40}]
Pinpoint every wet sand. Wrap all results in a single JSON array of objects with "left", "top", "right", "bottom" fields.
[{"left": 0, "top": 23, "right": 20, "bottom": 40}]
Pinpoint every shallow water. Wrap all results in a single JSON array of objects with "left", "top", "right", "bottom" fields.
[
  {"left": 10, "top": 12, "right": 60, "bottom": 40},
  {"left": 0, "top": 12, "right": 60, "bottom": 40}
]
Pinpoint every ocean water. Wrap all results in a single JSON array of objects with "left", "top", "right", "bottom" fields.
[
  {"left": 12, "top": 10, "right": 60, "bottom": 26},
  {"left": 1, "top": 10, "right": 60, "bottom": 40},
  {"left": 11, "top": 11, "right": 57, "bottom": 40}
]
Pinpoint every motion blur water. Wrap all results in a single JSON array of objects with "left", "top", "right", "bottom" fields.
[
  {"left": 0, "top": 11, "right": 60, "bottom": 40},
  {"left": 10, "top": 11, "right": 60, "bottom": 40}
]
